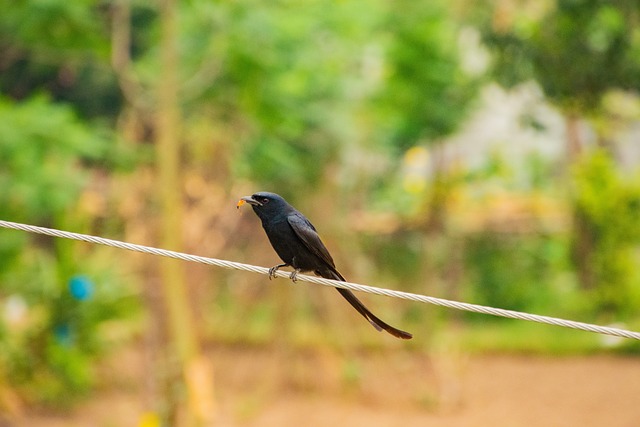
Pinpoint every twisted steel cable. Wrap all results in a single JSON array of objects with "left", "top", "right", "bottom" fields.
[{"left": 1, "top": 219, "right": 639, "bottom": 341}]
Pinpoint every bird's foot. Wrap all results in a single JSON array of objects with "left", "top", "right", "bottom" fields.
[
  {"left": 268, "top": 267, "right": 277, "bottom": 280},
  {"left": 268, "top": 263, "right": 288, "bottom": 280},
  {"left": 290, "top": 269, "right": 301, "bottom": 282}
]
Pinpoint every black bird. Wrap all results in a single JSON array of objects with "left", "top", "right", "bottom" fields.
[{"left": 237, "top": 191, "right": 412, "bottom": 340}]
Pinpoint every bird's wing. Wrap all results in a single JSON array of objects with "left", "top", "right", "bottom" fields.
[{"left": 287, "top": 213, "right": 336, "bottom": 268}]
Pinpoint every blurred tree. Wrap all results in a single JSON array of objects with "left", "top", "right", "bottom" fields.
[
  {"left": 571, "top": 150, "right": 640, "bottom": 316},
  {"left": 156, "top": 0, "right": 215, "bottom": 425},
  {"left": 366, "top": 0, "right": 479, "bottom": 236},
  {"left": 0, "top": 94, "right": 136, "bottom": 407},
  {"left": 106, "top": 0, "right": 378, "bottom": 211},
  {"left": 0, "top": 0, "right": 135, "bottom": 409},
  {"left": 465, "top": 231, "right": 564, "bottom": 312},
  {"left": 377, "top": 0, "right": 478, "bottom": 153},
  {"left": 472, "top": 0, "right": 640, "bottom": 313},
  {"left": 202, "top": 0, "right": 375, "bottom": 199},
  {"left": 474, "top": 0, "right": 640, "bottom": 154},
  {"left": 107, "top": 0, "right": 217, "bottom": 424},
  {"left": 0, "top": 0, "right": 122, "bottom": 119}
]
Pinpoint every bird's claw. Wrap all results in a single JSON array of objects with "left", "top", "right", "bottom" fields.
[
  {"left": 268, "top": 263, "right": 289, "bottom": 280},
  {"left": 290, "top": 270, "right": 300, "bottom": 282}
]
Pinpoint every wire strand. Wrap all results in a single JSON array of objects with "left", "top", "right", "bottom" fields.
[{"left": 1, "top": 219, "right": 639, "bottom": 341}]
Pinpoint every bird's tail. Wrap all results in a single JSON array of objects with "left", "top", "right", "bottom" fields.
[{"left": 326, "top": 269, "right": 413, "bottom": 340}]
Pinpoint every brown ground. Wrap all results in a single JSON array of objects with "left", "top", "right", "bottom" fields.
[{"left": 13, "top": 346, "right": 640, "bottom": 427}]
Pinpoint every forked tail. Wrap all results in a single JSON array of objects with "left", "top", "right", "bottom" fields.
[{"left": 325, "top": 269, "right": 413, "bottom": 340}]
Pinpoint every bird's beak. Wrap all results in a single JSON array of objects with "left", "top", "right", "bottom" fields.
[{"left": 237, "top": 196, "right": 262, "bottom": 209}]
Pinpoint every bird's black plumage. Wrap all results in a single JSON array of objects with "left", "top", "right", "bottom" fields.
[{"left": 238, "top": 191, "right": 412, "bottom": 340}]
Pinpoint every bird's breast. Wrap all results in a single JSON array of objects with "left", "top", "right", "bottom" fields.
[{"left": 262, "top": 219, "right": 298, "bottom": 264}]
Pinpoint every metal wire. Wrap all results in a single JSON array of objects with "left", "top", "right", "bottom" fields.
[{"left": 1, "top": 219, "right": 639, "bottom": 341}]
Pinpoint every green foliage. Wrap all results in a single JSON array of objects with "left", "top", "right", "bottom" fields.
[
  {"left": 0, "top": 0, "right": 121, "bottom": 119},
  {"left": 136, "top": 0, "right": 478, "bottom": 196},
  {"left": 377, "top": 0, "right": 478, "bottom": 151},
  {"left": 0, "top": 94, "right": 136, "bottom": 406},
  {"left": 465, "top": 232, "right": 568, "bottom": 312},
  {"left": 154, "top": 0, "right": 373, "bottom": 195},
  {"left": 361, "top": 231, "right": 425, "bottom": 284},
  {"left": 0, "top": 95, "right": 107, "bottom": 222},
  {"left": 467, "top": 0, "right": 640, "bottom": 326},
  {"left": 571, "top": 150, "right": 640, "bottom": 315},
  {"left": 2, "top": 256, "right": 138, "bottom": 406},
  {"left": 219, "top": 0, "right": 372, "bottom": 195},
  {"left": 0, "top": 0, "right": 107, "bottom": 53},
  {"left": 477, "top": 0, "right": 640, "bottom": 113},
  {"left": 0, "top": 93, "right": 107, "bottom": 275}
]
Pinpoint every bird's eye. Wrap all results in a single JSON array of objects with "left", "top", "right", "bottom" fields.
[{"left": 262, "top": 198, "right": 269, "bottom": 204}]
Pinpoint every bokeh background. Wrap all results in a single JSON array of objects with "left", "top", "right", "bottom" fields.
[{"left": 1, "top": 0, "right": 640, "bottom": 426}]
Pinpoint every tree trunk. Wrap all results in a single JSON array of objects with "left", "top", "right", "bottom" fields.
[
  {"left": 157, "top": 1, "right": 215, "bottom": 425},
  {"left": 565, "top": 113, "right": 582, "bottom": 162},
  {"left": 565, "top": 113, "right": 594, "bottom": 291}
]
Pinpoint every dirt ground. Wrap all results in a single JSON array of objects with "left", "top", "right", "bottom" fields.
[{"left": 13, "top": 346, "right": 640, "bottom": 427}]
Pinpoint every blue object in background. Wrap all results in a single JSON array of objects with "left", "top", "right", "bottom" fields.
[
  {"left": 68, "top": 275, "right": 94, "bottom": 301},
  {"left": 53, "top": 323, "right": 73, "bottom": 346}
]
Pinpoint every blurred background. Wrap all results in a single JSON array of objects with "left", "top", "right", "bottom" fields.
[{"left": 1, "top": 0, "right": 640, "bottom": 426}]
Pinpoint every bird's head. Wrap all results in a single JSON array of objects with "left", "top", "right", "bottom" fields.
[{"left": 237, "top": 192, "right": 291, "bottom": 220}]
